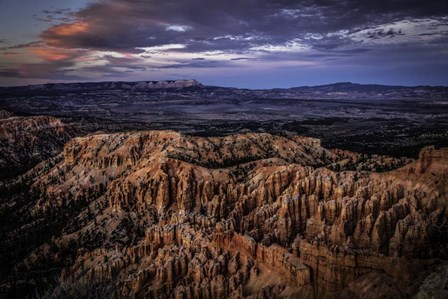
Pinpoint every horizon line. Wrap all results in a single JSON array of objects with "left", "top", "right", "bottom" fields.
[{"left": 1, "top": 79, "right": 448, "bottom": 90}]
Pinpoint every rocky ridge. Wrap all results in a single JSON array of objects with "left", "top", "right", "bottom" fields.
[{"left": 0, "top": 131, "right": 447, "bottom": 298}]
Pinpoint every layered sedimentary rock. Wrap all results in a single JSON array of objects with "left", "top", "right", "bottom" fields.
[
  {"left": 0, "top": 110, "right": 13, "bottom": 120},
  {"left": 1, "top": 131, "right": 446, "bottom": 298},
  {"left": 0, "top": 115, "right": 77, "bottom": 178}
]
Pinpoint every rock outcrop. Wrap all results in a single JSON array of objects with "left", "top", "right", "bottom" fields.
[
  {"left": 0, "top": 115, "right": 77, "bottom": 178},
  {"left": 0, "top": 110, "right": 13, "bottom": 120},
  {"left": 1, "top": 131, "right": 446, "bottom": 298}
]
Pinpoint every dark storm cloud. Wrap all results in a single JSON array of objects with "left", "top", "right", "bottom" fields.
[{"left": 39, "top": 0, "right": 448, "bottom": 54}]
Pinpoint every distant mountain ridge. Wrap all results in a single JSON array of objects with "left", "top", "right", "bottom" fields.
[
  {"left": 0, "top": 79, "right": 203, "bottom": 93},
  {"left": 288, "top": 82, "right": 448, "bottom": 93},
  {"left": 1, "top": 80, "right": 447, "bottom": 93}
]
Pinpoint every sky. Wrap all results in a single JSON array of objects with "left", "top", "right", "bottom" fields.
[{"left": 0, "top": 0, "right": 447, "bottom": 88}]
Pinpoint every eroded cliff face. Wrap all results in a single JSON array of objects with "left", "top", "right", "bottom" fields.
[
  {"left": 1, "top": 131, "right": 446, "bottom": 298},
  {"left": 0, "top": 115, "right": 77, "bottom": 178},
  {"left": 0, "top": 110, "right": 13, "bottom": 120}
]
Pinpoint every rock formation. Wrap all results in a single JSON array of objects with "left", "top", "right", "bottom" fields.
[
  {"left": 0, "top": 115, "right": 77, "bottom": 178},
  {"left": 0, "top": 110, "right": 13, "bottom": 120},
  {"left": 0, "top": 131, "right": 446, "bottom": 298}
]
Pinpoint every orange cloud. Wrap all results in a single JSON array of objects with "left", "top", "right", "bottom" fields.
[
  {"left": 2, "top": 52, "right": 18, "bottom": 56},
  {"left": 42, "top": 22, "right": 89, "bottom": 48},
  {"left": 30, "top": 47, "right": 74, "bottom": 61}
]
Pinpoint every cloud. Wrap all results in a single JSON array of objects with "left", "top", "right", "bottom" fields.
[
  {"left": 0, "top": 41, "right": 42, "bottom": 51},
  {"left": 41, "top": 22, "right": 90, "bottom": 48},
  {"left": 37, "top": 0, "right": 447, "bottom": 55},
  {"left": 230, "top": 57, "right": 254, "bottom": 61},
  {"left": 1, "top": 0, "right": 448, "bottom": 85},
  {"left": 136, "top": 44, "right": 187, "bottom": 53},
  {"left": 30, "top": 47, "right": 86, "bottom": 62},
  {"left": 0, "top": 61, "right": 81, "bottom": 80},
  {"left": 33, "top": 8, "right": 75, "bottom": 23},
  {"left": 350, "top": 17, "right": 448, "bottom": 45},
  {"left": 166, "top": 25, "right": 192, "bottom": 32}
]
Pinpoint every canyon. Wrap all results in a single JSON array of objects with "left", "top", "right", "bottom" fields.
[
  {"left": 0, "top": 81, "right": 447, "bottom": 298},
  {"left": 1, "top": 127, "right": 447, "bottom": 298}
]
